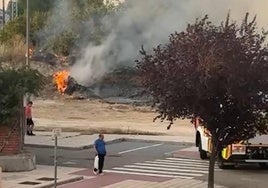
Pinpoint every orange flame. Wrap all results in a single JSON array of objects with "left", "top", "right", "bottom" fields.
[
  {"left": 53, "top": 70, "right": 70, "bottom": 94},
  {"left": 25, "top": 48, "right": 33, "bottom": 58}
]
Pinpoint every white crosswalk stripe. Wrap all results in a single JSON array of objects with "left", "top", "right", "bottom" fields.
[{"left": 105, "top": 157, "right": 221, "bottom": 179}]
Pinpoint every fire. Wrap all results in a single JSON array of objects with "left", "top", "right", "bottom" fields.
[
  {"left": 25, "top": 48, "right": 33, "bottom": 58},
  {"left": 53, "top": 70, "right": 70, "bottom": 94}
]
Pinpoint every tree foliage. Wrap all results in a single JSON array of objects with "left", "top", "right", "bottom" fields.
[
  {"left": 17, "top": 0, "right": 55, "bottom": 16},
  {"left": 51, "top": 30, "right": 77, "bottom": 56},
  {"left": 70, "top": 0, "right": 118, "bottom": 45},
  {"left": 0, "top": 16, "right": 26, "bottom": 44},
  {"left": 0, "top": 68, "right": 44, "bottom": 126},
  {"left": 137, "top": 14, "right": 268, "bottom": 187}
]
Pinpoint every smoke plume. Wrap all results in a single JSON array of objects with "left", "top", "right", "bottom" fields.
[
  {"left": 36, "top": 1, "right": 73, "bottom": 48},
  {"left": 47, "top": 0, "right": 268, "bottom": 86}
]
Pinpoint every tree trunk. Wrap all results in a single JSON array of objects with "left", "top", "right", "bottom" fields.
[{"left": 208, "top": 139, "right": 217, "bottom": 188}]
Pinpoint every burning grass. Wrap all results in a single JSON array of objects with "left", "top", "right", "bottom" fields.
[{"left": 53, "top": 70, "right": 70, "bottom": 94}]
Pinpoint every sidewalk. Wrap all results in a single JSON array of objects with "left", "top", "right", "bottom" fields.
[
  {"left": 1, "top": 165, "right": 85, "bottom": 188},
  {"left": 59, "top": 170, "right": 227, "bottom": 188}
]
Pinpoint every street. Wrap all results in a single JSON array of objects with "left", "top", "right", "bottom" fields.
[
  {"left": 26, "top": 140, "right": 268, "bottom": 188},
  {"left": 25, "top": 141, "right": 187, "bottom": 169}
]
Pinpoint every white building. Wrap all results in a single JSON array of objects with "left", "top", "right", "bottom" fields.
[
  {"left": 0, "top": 9, "right": 10, "bottom": 28},
  {"left": 0, "top": 0, "right": 17, "bottom": 28}
]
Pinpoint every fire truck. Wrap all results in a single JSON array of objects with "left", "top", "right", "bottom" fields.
[{"left": 193, "top": 118, "right": 268, "bottom": 169}]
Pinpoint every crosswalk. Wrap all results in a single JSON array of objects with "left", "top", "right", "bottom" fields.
[{"left": 105, "top": 157, "right": 221, "bottom": 179}]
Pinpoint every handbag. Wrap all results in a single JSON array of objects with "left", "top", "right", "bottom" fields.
[{"left": 94, "top": 155, "right": 99, "bottom": 169}]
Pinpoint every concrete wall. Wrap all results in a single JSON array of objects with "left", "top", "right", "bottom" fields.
[{"left": 0, "top": 153, "right": 36, "bottom": 172}]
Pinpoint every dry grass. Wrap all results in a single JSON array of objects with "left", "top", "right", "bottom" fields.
[
  {"left": 35, "top": 126, "right": 164, "bottom": 135},
  {"left": 0, "top": 35, "right": 26, "bottom": 63}
]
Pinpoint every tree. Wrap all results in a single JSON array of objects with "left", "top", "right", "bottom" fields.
[
  {"left": 17, "top": 0, "right": 54, "bottom": 16},
  {"left": 70, "top": 0, "right": 118, "bottom": 45},
  {"left": 0, "top": 16, "right": 25, "bottom": 44},
  {"left": 52, "top": 30, "right": 77, "bottom": 56},
  {"left": 137, "top": 14, "right": 268, "bottom": 188},
  {"left": 0, "top": 67, "right": 43, "bottom": 125},
  {"left": 0, "top": 67, "right": 43, "bottom": 154}
]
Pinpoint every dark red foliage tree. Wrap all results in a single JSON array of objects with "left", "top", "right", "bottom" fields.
[{"left": 137, "top": 13, "right": 268, "bottom": 188}]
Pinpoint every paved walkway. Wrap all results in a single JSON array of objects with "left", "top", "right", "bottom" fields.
[
  {"left": 1, "top": 165, "right": 84, "bottom": 188},
  {"left": 102, "top": 179, "right": 226, "bottom": 188},
  {"left": 59, "top": 171, "right": 226, "bottom": 188}
]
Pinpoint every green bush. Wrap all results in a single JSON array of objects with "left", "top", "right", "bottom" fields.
[
  {"left": 0, "top": 16, "right": 26, "bottom": 44},
  {"left": 51, "top": 30, "right": 77, "bottom": 56},
  {"left": 0, "top": 68, "right": 44, "bottom": 126}
]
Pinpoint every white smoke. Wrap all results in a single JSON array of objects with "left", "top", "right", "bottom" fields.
[
  {"left": 61, "top": 0, "right": 268, "bottom": 86},
  {"left": 36, "top": 0, "right": 72, "bottom": 48}
]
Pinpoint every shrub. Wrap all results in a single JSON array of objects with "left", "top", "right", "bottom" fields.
[{"left": 0, "top": 68, "right": 44, "bottom": 126}]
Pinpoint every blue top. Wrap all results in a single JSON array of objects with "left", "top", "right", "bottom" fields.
[{"left": 94, "top": 139, "right": 106, "bottom": 155}]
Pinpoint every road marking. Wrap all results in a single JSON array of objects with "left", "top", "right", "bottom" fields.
[
  {"left": 123, "top": 165, "right": 208, "bottom": 174},
  {"left": 167, "top": 157, "right": 208, "bottom": 163},
  {"left": 106, "top": 157, "right": 221, "bottom": 179},
  {"left": 118, "top": 143, "right": 163, "bottom": 154},
  {"left": 111, "top": 167, "right": 203, "bottom": 177},
  {"left": 145, "top": 160, "right": 221, "bottom": 169},
  {"left": 156, "top": 159, "right": 208, "bottom": 165},
  {"left": 134, "top": 162, "right": 210, "bottom": 171},
  {"left": 154, "top": 160, "right": 209, "bottom": 167},
  {"left": 104, "top": 170, "right": 193, "bottom": 179}
]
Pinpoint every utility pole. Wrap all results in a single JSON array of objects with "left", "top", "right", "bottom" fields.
[
  {"left": 2, "top": 0, "right": 5, "bottom": 29},
  {"left": 26, "top": 0, "right": 29, "bottom": 67},
  {"left": 10, "top": 0, "right": 13, "bottom": 20}
]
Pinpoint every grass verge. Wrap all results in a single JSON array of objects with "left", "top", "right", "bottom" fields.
[{"left": 35, "top": 126, "right": 165, "bottom": 136}]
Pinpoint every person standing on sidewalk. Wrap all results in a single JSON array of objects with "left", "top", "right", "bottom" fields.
[
  {"left": 93, "top": 134, "right": 106, "bottom": 175},
  {"left": 25, "top": 101, "right": 35, "bottom": 136}
]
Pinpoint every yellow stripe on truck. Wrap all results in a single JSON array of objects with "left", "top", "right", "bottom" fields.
[{"left": 222, "top": 145, "right": 232, "bottom": 160}]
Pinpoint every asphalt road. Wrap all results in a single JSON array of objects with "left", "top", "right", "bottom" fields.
[
  {"left": 25, "top": 141, "right": 186, "bottom": 169},
  {"left": 25, "top": 141, "right": 268, "bottom": 188},
  {"left": 199, "top": 164, "right": 268, "bottom": 188}
]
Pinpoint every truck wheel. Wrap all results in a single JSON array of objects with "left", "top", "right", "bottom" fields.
[
  {"left": 217, "top": 154, "right": 234, "bottom": 169},
  {"left": 198, "top": 141, "right": 208, "bottom": 159},
  {"left": 259, "top": 163, "right": 267, "bottom": 169},
  {"left": 217, "top": 154, "right": 228, "bottom": 169}
]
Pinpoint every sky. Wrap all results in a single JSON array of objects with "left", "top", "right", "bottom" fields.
[{"left": 0, "top": 0, "right": 11, "bottom": 10}]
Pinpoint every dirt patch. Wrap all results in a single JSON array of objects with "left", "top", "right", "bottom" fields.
[{"left": 32, "top": 98, "right": 195, "bottom": 137}]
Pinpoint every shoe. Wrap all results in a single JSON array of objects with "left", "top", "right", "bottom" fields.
[
  {"left": 29, "top": 132, "right": 36, "bottom": 136},
  {"left": 99, "top": 173, "right": 104, "bottom": 176},
  {"left": 93, "top": 169, "right": 98, "bottom": 175}
]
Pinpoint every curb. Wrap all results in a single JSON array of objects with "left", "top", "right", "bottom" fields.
[
  {"left": 24, "top": 138, "right": 125, "bottom": 150},
  {"left": 36, "top": 176, "right": 84, "bottom": 188},
  {"left": 122, "top": 138, "right": 194, "bottom": 146},
  {"left": 25, "top": 138, "right": 194, "bottom": 150}
]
